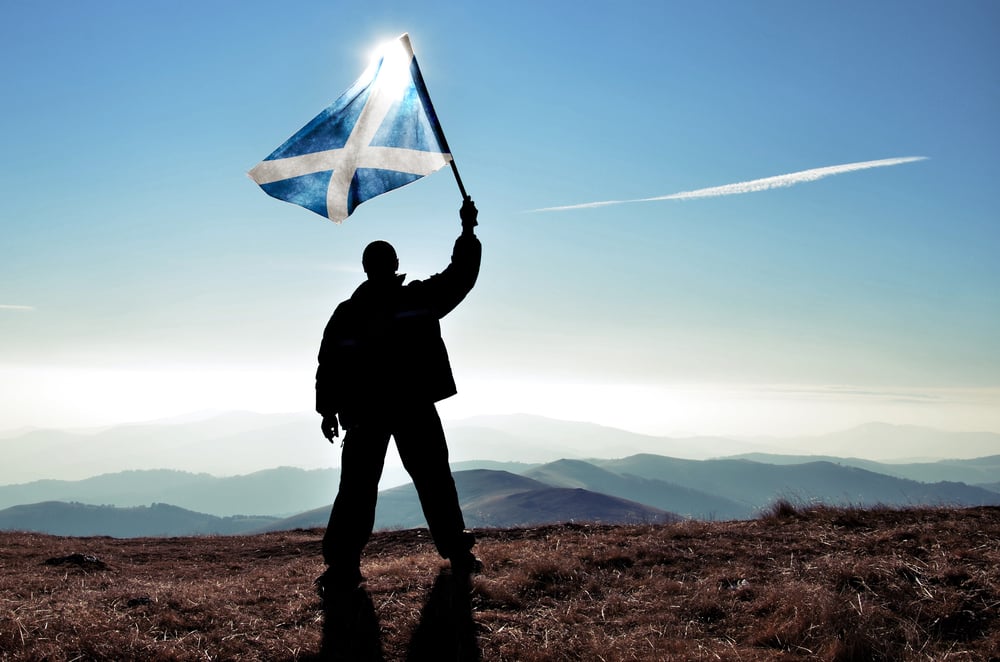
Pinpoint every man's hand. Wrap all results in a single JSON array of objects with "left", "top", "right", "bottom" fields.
[
  {"left": 321, "top": 415, "right": 340, "bottom": 442},
  {"left": 460, "top": 198, "right": 478, "bottom": 235}
]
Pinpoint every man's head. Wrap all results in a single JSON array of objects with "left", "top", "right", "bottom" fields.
[{"left": 362, "top": 240, "right": 399, "bottom": 280}]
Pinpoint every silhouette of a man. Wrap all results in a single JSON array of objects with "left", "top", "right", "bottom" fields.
[{"left": 315, "top": 199, "right": 482, "bottom": 593}]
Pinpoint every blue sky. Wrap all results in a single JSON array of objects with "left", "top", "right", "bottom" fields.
[{"left": 2, "top": 1, "right": 998, "bottom": 438}]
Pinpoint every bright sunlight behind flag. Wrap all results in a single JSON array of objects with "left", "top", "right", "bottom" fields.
[{"left": 249, "top": 34, "right": 452, "bottom": 223}]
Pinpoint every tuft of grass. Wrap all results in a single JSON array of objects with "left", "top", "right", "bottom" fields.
[{"left": 759, "top": 497, "right": 805, "bottom": 521}]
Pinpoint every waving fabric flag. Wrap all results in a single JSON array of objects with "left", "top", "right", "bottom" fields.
[{"left": 249, "top": 34, "right": 452, "bottom": 222}]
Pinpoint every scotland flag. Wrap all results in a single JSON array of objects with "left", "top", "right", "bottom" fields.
[{"left": 249, "top": 34, "right": 453, "bottom": 223}]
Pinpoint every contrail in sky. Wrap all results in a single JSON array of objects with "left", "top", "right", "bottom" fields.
[
  {"left": 0, "top": 305, "right": 35, "bottom": 311},
  {"left": 531, "top": 156, "right": 928, "bottom": 212}
]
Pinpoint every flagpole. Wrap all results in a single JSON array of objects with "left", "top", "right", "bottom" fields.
[
  {"left": 400, "top": 33, "right": 470, "bottom": 203},
  {"left": 450, "top": 159, "right": 469, "bottom": 201}
]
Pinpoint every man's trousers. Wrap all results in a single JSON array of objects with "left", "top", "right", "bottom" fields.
[{"left": 322, "top": 402, "right": 472, "bottom": 571}]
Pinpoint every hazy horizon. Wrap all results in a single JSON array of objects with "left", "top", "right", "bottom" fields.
[
  {"left": 2, "top": 379, "right": 999, "bottom": 440},
  {"left": 2, "top": 405, "right": 1000, "bottom": 440},
  {"left": 3, "top": 410, "right": 999, "bottom": 488}
]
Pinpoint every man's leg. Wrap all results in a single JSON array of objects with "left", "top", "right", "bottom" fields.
[
  {"left": 322, "top": 424, "right": 391, "bottom": 587},
  {"left": 393, "top": 403, "right": 475, "bottom": 563}
]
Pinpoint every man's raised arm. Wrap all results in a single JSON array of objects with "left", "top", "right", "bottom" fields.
[{"left": 421, "top": 199, "right": 482, "bottom": 317}]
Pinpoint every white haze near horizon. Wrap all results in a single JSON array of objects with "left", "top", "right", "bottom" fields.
[
  {"left": 2, "top": 402, "right": 999, "bottom": 488},
  {"left": 1, "top": 364, "right": 999, "bottom": 440},
  {"left": 2, "top": 365, "right": 999, "bottom": 487}
]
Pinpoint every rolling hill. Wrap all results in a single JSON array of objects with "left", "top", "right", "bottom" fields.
[
  {"left": 524, "top": 458, "right": 749, "bottom": 519},
  {"left": 0, "top": 501, "right": 276, "bottom": 537},
  {"left": 0, "top": 467, "right": 341, "bottom": 517},
  {"left": 593, "top": 454, "right": 1000, "bottom": 509},
  {"left": 258, "top": 469, "right": 677, "bottom": 533},
  {"left": 728, "top": 452, "right": 1000, "bottom": 486}
]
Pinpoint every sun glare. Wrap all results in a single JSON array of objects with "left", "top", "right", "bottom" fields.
[{"left": 368, "top": 34, "right": 414, "bottom": 101}]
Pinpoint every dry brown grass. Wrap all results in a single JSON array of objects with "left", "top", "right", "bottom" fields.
[{"left": 1, "top": 505, "right": 998, "bottom": 660}]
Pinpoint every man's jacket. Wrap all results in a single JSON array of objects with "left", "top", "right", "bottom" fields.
[{"left": 316, "top": 233, "right": 481, "bottom": 426}]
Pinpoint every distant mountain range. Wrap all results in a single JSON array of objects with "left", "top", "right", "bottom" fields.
[
  {"left": 726, "top": 453, "right": 1000, "bottom": 485},
  {"left": 0, "top": 468, "right": 677, "bottom": 537},
  {"left": 4, "top": 412, "right": 999, "bottom": 485},
  {"left": 591, "top": 455, "right": 1000, "bottom": 516},
  {"left": 0, "top": 501, "right": 276, "bottom": 537},
  {"left": 2, "top": 414, "right": 997, "bottom": 537},
  {"left": 0, "top": 411, "right": 334, "bottom": 484},
  {"left": 0, "top": 467, "right": 340, "bottom": 517},
  {"left": 2, "top": 452, "right": 997, "bottom": 537},
  {"left": 448, "top": 416, "right": 1000, "bottom": 463}
]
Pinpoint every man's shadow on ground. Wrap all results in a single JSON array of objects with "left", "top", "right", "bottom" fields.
[{"left": 316, "top": 569, "right": 480, "bottom": 661}]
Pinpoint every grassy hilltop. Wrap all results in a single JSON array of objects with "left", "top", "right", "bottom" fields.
[{"left": 1, "top": 505, "right": 998, "bottom": 661}]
